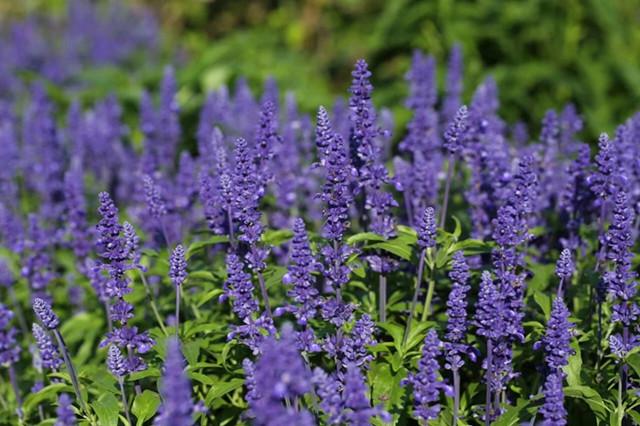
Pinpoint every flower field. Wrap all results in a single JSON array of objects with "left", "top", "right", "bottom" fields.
[{"left": 0, "top": 1, "right": 639, "bottom": 425}]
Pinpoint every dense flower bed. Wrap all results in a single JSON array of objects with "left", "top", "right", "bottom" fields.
[{"left": 1, "top": 4, "right": 640, "bottom": 425}]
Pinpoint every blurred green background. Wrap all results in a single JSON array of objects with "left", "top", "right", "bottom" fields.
[{"left": 3, "top": 0, "right": 640, "bottom": 140}]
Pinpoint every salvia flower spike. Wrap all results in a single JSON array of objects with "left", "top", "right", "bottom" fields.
[{"left": 32, "top": 298, "right": 86, "bottom": 413}]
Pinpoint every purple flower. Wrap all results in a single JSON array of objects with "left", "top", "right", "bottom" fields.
[
  {"left": 348, "top": 59, "right": 378, "bottom": 181},
  {"left": 417, "top": 206, "right": 436, "bottom": 250},
  {"left": 0, "top": 304, "right": 20, "bottom": 365},
  {"left": 106, "top": 345, "right": 127, "bottom": 378},
  {"left": 100, "top": 326, "right": 154, "bottom": 373},
  {"left": 55, "top": 393, "right": 76, "bottom": 426},
  {"left": 221, "top": 252, "right": 258, "bottom": 320},
  {"left": 589, "top": 133, "right": 620, "bottom": 206},
  {"left": 33, "top": 323, "right": 62, "bottom": 370},
  {"left": 169, "top": 244, "right": 187, "bottom": 287},
  {"left": 559, "top": 144, "right": 594, "bottom": 249},
  {"left": 142, "top": 174, "right": 168, "bottom": 220},
  {"left": 442, "top": 44, "right": 463, "bottom": 125},
  {"left": 254, "top": 100, "right": 281, "bottom": 182},
  {"left": 64, "top": 168, "right": 91, "bottom": 263},
  {"left": 21, "top": 214, "right": 55, "bottom": 300},
  {"left": 33, "top": 297, "right": 59, "bottom": 330},
  {"left": 474, "top": 271, "right": 502, "bottom": 339},
  {"left": 157, "top": 66, "right": 181, "bottom": 170},
  {"left": 232, "top": 137, "right": 268, "bottom": 270},
  {"left": 396, "top": 51, "right": 441, "bottom": 221},
  {"left": 315, "top": 106, "right": 333, "bottom": 165},
  {"left": 320, "top": 242, "right": 354, "bottom": 295},
  {"left": 539, "top": 372, "right": 567, "bottom": 426},
  {"left": 279, "top": 218, "right": 321, "bottom": 325},
  {"left": 537, "top": 298, "right": 574, "bottom": 371},
  {"left": 123, "top": 222, "right": 142, "bottom": 267},
  {"left": 556, "top": 249, "right": 574, "bottom": 282},
  {"left": 245, "top": 325, "right": 315, "bottom": 426},
  {"left": 339, "top": 314, "right": 376, "bottom": 369},
  {"left": 319, "top": 132, "right": 353, "bottom": 241},
  {"left": 343, "top": 362, "right": 391, "bottom": 426},
  {"left": 96, "top": 192, "right": 127, "bottom": 262},
  {"left": 402, "top": 330, "right": 448, "bottom": 422},
  {"left": 443, "top": 105, "right": 468, "bottom": 154},
  {"left": 0, "top": 259, "right": 13, "bottom": 288},
  {"left": 155, "top": 337, "right": 194, "bottom": 426},
  {"left": 444, "top": 251, "right": 471, "bottom": 370},
  {"left": 312, "top": 368, "right": 343, "bottom": 424}
]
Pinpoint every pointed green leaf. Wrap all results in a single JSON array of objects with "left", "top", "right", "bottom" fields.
[{"left": 132, "top": 390, "right": 161, "bottom": 426}]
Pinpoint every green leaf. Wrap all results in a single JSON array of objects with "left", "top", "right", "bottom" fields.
[
  {"left": 92, "top": 392, "right": 120, "bottom": 426},
  {"left": 533, "top": 291, "right": 551, "bottom": 319},
  {"left": 377, "top": 323, "right": 405, "bottom": 354},
  {"left": 564, "top": 385, "right": 608, "bottom": 420},
  {"left": 564, "top": 339, "right": 582, "bottom": 387},
  {"left": 205, "top": 379, "right": 245, "bottom": 406},
  {"left": 187, "top": 236, "right": 230, "bottom": 257},
  {"left": 261, "top": 229, "right": 293, "bottom": 246},
  {"left": 368, "top": 240, "right": 412, "bottom": 261},
  {"left": 450, "top": 239, "right": 492, "bottom": 255},
  {"left": 23, "top": 383, "right": 72, "bottom": 415},
  {"left": 369, "top": 363, "right": 407, "bottom": 409},
  {"left": 347, "top": 232, "right": 386, "bottom": 244},
  {"left": 182, "top": 340, "right": 201, "bottom": 366},
  {"left": 609, "top": 404, "right": 625, "bottom": 426},
  {"left": 492, "top": 398, "right": 529, "bottom": 426},
  {"left": 451, "top": 215, "right": 462, "bottom": 239},
  {"left": 626, "top": 352, "right": 640, "bottom": 378},
  {"left": 404, "top": 321, "right": 435, "bottom": 352},
  {"left": 132, "top": 390, "right": 160, "bottom": 426}
]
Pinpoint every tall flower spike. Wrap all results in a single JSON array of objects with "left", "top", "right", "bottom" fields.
[
  {"left": 279, "top": 218, "right": 321, "bottom": 325},
  {"left": 107, "top": 345, "right": 128, "bottom": 378},
  {"left": 402, "top": 330, "right": 448, "bottom": 422},
  {"left": 444, "top": 251, "right": 472, "bottom": 370},
  {"left": 343, "top": 362, "right": 391, "bottom": 426},
  {"left": 348, "top": 59, "right": 378, "bottom": 181},
  {"left": 319, "top": 132, "right": 353, "bottom": 241},
  {"left": 589, "top": 133, "right": 619, "bottom": 206},
  {"left": 155, "top": 337, "right": 194, "bottom": 426},
  {"left": 220, "top": 252, "right": 258, "bottom": 320},
  {"left": 556, "top": 249, "right": 574, "bottom": 281},
  {"left": 443, "top": 105, "right": 468, "bottom": 155},
  {"left": 315, "top": 106, "right": 333, "bottom": 165},
  {"left": 556, "top": 249, "right": 574, "bottom": 296},
  {"left": 33, "top": 297, "right": 59, "bottom": 330},
  {"left": 538, "top": 297, "right": 575, "bottom": 371},
  {"left": 55, "top": 393, "right": 76, "bottom": 426},
  {"left": 245, "top": 324, "right": 315, "bottom": 426},
  {"left": 539, "top": 372, "right": 567, "bottom": 426},
  {"left": 33, "top": 323, "right": 62, "bottom": 370},
  {"left": 142, "top": 174, "right": 167, "bottom": 220},
  {"left": 0, "top": 304, "right": 20, "bottom": 365},
  {"left": 169, "top": 244, "right": 187, "bottom": 287},
  {"left": 474, "top": 271, "right": 504, "bottom": 340},
  {"left": 417, "top": 207, "right": 436, "bottom": 250},
  {"left": 443, "top": 44, "right": 463, "bottom": 124}
]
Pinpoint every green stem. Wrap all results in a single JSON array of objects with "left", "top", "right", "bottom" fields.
[
  {"left": 439, "top": 154, "right": 456, "bottom": 228},
  {"left": 421, "top": 268, "right": 436, "bottom": 322},
  {"left": 378, "top": 274, "right": 387, "bottom": 323},
  {"left": 8, "top": 364, "right": 23, "bottom": 421},
  {"left": 138, "top": 270, "right": 168, "bottom": 336},
  {"left": 53, "top": 330, "right": 87, "bottom": 414},
  {"left": 257, "top": 271, "right": 273, "bottom": 320},
  {"left": 118, "top": 378, "right": 132, "bottom": 426},
  {"left": 175, "top": 286, "right": 181, "bottom": 337},
  {"left": 402, "top": 249, "right": 426, "bottom": 346}
]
